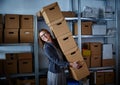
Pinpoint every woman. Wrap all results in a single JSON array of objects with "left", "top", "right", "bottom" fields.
[{"left": 39, "top": 29, "right": 81, "bottom": 85}]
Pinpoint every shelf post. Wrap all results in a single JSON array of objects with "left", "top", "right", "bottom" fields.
[{"left": 34, "top": 16, "right": 39, "bottom": 85}]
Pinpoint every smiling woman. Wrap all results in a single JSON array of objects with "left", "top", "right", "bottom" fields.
[{"left": 38, "top": 28, "right": 82, "bottom": 85}]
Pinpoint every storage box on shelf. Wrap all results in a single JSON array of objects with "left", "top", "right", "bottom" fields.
[
  {"left": 0, "top": 29, "right": 3, "bottom": 43},
  {"left": 62, "top": 11, "right": 76, "bottom": 17},
  {"left": 20, "top": 15, "right": 33, "bottom": 29},
  {"left": 4, "top": 53, "right": 18, "bottom": 74},
  {"left": 5, "top": 14, "right": 20, "bottom": 29},
  {"left": 18, "top": 53, "right": 33, "bottom": 73},
  {"left": 20, "top": 15, "right": 34, "bottom": 43},
  {"left": 0, "top": 60, "right": 4, "bottom": 75},
  {"left": 102, "top": 44, "right": 115, "bottom": 67},
  {"left": 0, "top": 14, "right": 3, "bottom": 43},
  {"left": 73, "top": 21, "right": 93, "bottom": 35},
  {"left": 20, "top": 29, "right": 34, "bottom": 43},
  {"left": 4, "top": 29, "right": 19, "bottom": 43},
  {"left": 4, "top": 14, "right": 20, "bottom": 43},
  {"left": 94, "top": 70, "right": 115, "bottom": 85},
  {"left": 95, "top": 71, "right": 105, "bottom": 85},
  {"left": 0, "top": 14, "right": 3, "bottom": 24}
]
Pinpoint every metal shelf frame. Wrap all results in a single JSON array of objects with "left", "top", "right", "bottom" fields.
[
  {"left": 0, "top": 43, "right": 33, "bottom": 54},
  {"left": 75, "top": 0, "right": 119, "bottom": 85}
]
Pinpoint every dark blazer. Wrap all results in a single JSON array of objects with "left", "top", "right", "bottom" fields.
[{"left": 43, "top": 42, "right": 69, "bottom": 73}]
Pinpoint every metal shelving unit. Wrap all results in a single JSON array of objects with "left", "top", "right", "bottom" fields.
[
  {"left": 70, "top": 0, "right": 119, "bottom": 85},
  {"left": 0, "top": 16, "right": 38, "bottom": 84},
  {"left": 0, "top": 43, "right": 33, "bottom": 53}
]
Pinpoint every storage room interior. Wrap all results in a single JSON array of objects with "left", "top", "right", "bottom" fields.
[{"left": 0, "top": 0, "right": 120, "bottom": 85}]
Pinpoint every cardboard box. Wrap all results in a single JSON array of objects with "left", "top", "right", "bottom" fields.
[
  {"left": 0, "top": 60, "right": 4, "bottom": 74},
  {"left": 81, "top": 22, "right": 92, "bottom": 35},
  {"left": 91, "top": 55, "right": 101, "bottom": 67},
  {"left": 90, "top": 42, "right": 102, "bottom": 56},
  {"left": 17, "top": 79, "right": 35, "bottom": 85},
  {"left": 95, "top": 72, "right": 104, "bottom": 85},
  {"left": 69, "top": 61, "right": 90, "bottom": 81},
  {"left": 6, "top": 53, "right": 18, "bottom": 60},
  {"left": 49, "top": 18, "right": 70, "bottom": 38},
  {"left": 57, "top": 32, "right": 77, "bottom": 52},
  {"left": 40, "top": 77, "right": 47, "bottom": 85},
  {"left": 82, "top": 42, "right": 90, "bottom": 49},
  {"left": 0, "top": 29, "right": 3, "bottom": 43},
  {"left": 18, "top": 53, "right": 33, "bottom": 73},
  {"left": 104, "top": 71, "right": 115, "bottom": 84},
  {"left": 20, "top": 29, "right": 34, "bottom": 43},
  {"left": 64, "top": 47, "right": 84, "bottom": 62},
  {"left": 64, "top": 47, "right": 90, "bottom": 80},
  {"left": 18, "top": 59, "right": 33, "bottom": 73},
  {"left": 83, "top": 56, "right": 90, "bottom": 67},
  {"left": 102, "top": 59, "right": 115, "bottom": 67},
  {"left": 92, "top": 24, "right": 107, "bottom": 35},
  {"left": 21, "top": 15, "right": 33, "bottom": 28},
  {"left": 18, "top": 53, "right": 32, "bottom": 60},
  {"left": 0, "top": 24, "right": 3, "bottom": 29},
  {"left": 5, "top": 14, "right": 19, "bottom": 28},
  {"left": 73, "top": 22, "right": 78, "bottom": 35},
  {"left": 0, "top": 14, "right": 3, "bottom": 24},
  {"left": 62, "top": 11, "right": 76, "bottom": 17},
  {"left": 4, "top": 29, "right": 19, "bottom": 43},
  {"left": 41, "top": 2, "right": 63, "bottom": 24},
  {"left": 4, "top": 60, "right": 17, "bottom": 74}
]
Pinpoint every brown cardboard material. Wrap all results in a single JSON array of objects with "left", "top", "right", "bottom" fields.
[
  {"left": 91, "top": 55, "right": 101, "bottom": 67},
  {"left": 41, "top": 2, "right": 63, "bottom": 24},
  {"left": 83, "top": 56, "right": 90, "bottom": 67},
  {"left": 64, "top": 47, "right": 84, "bottom": 62},
  {"left": 4, "top": 29, "right": 19, "bottom": 43},
  {"left": 64, "top": 47, "right": 90, "bottom": 80},
  {"left": 104, "top": 71, "right": 115, "bottom": 84},
  {"left": 0, "top": 29, "right": 3, "bottom": 43},
  {"left": 57, "top": 32, "right": 77, "bottom": 53},
  {"left": 62, "top": 11, "right": 76, "bottom": 17},
  {"left": 96, "top": 72, "right": 104, "bottom": 85},
  {"left": 6, "top": 53, "right": 18, "bottom": 60},
  {"left": 49, "top": 18, "right": 70, "bottom": 38},
  {"left": 21, "top": 15, "right": 33, "bottom": 28},
  {"left": 81, "top": 21, "right": 92, "bottom": 35},
  {"left": 18, "top": 59, "right": 33, "bottom": 73},
  {"left": 18, "top": 53, "right": 32, "bottom": 60},
  {"left": 69, "top": 61, "right": 90, "bottom": 81},
  {"left": 0, "top": 14, "right": 3, "bottom": 24},
  {"left": 102, "top": 59, "right": 115, "bottom": 67},
  {"left": 5, "top": 14, "right": 19, "bottom": 28},
  {"left": 20, "top": 29, "right": 34, "bottom": 43},
  {"left": 90, "top": 42, "right": 102, "bottom": 56},
  {"left": 4, "top": 60, "right": 17, "bottom": 74}
]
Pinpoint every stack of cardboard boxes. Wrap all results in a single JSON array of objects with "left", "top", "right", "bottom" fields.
[
  {"left": 3, "top": 14, "right": 34, "bottom": 43},
  {"left": 4, "top": 14, "right": 19, "bottom": 43},
  {"left": 3, "top": 53, "right": 33, "bottom": 74},
  {"left": 20, "top": 15, "right": 34, "bottom": 43},
  {"left": 40, "top": 2, "right": 90, "bottom": 80}
]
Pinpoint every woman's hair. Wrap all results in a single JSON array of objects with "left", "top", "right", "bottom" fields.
[{"left": 38, "top": 29, "right": 52, "bottom": 48}]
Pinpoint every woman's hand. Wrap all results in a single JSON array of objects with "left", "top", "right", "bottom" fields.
[{"left": 69, "top": 61, "right": 83, "bottom": 69}]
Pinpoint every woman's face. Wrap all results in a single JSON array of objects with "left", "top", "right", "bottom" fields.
[{"left": 39, "top": 30, "right": 51, "bottom": 42}]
